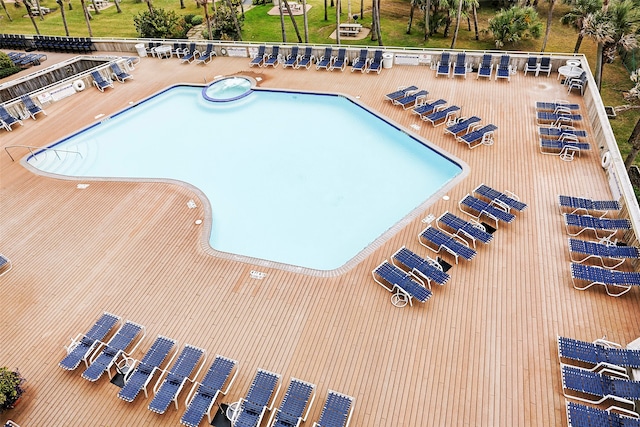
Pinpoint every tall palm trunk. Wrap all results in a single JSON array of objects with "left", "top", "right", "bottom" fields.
[
  {"left": 335, "top": 0, "right": 341, "bottom": 44},
  {"left": 541, "top": 0, "right": 555, "bottom": 51},
  {"left": 114, "top": 0, "right": 121, "bottom": 12},
  {"left": 1, "top": 0, "right": 13, "bottom": 21},
  {"left": 360, "top": 0, "right": 363, "bottom": 17},
  {"left": 624, "top": 118, "right": 640, "bottom": 171},
  {"left": 574, "top": 33, "right": 584, "bottom": 53},
  {"left": 225, "top": 0, "right": 243, "bottom": 40},
  {"left": 595, "top": 42, "right": 604, "bottom": 90},
  {"left": 179, "top": 0, "right": 184, "bottom": 8},
  {"left": 450, "top": 0, "right": 463, "bottom": 49},
  {"left": 406, "top": 0, "right": 415, "bottom": 34},
  {"left": 374, "top": 0, "right": 382, "bottom": 44},
  {"left": 302, "top": 0, "right": 308, "bottom": 42},
  {"left": 279, "top": 0, "right": 287, "bottom": 42},
  {"left": 424, "top": 0, "right": 430, "bottom": 40},
  {"left": 23, "top": 1, "right": 41, "bottom": 34},
  {"left": 283, "top": 0, "right": 303, "bottom": 42},
  {"left": 80, "top": 0, "right": 93, "bottom": 35},
  {"left": 323, "top": 0, "right": 327, "bottom": 20},
  {"left": 90, "top": 0, "right": 101, "bottom": 14},
  {"left": 370, "top": 0, "right": 378, "bottom": 41},
  {"left": 33, "top": 0, "right": 45, "bottom": 20},
  {"left": 472, "top": 4, "right": 478, "bottom": 40},
  {"left": 57, "top": 0, "right": 70, "bottom": 35},
  {"left": 146, "top": 0, "right": 153, "bottom": 14},
  {"left": 203, "top": 0, "right": 211, "bottom": 38}
]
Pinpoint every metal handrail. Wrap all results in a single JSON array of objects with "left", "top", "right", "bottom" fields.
[{"left": 4, "top": 145, "right": 82, "bottom": 162}]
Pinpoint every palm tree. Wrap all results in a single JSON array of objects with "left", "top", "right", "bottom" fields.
[
  {"left": 56, "top": 0, "right": 70, "bottom": 35},
  {"left": 114, "top": 0, "right": 121, "bottom": 13},
  {"left": 336, "top": 0, "right": 341, "bottom": 44},
  {"left": 406, "top": 0, "right": 420, "bottom": 34},
  {"left": 282, "top": 0, "right": 303, "bottom": 42},
  {"left": 450, "top": 0, "right": 464, "bottom": 48},
  {"left": 583, "top": 0, "right": 639, "bottom": 90},
  {"left": 278, "top": 0, "right": 287, "bottom": 41},
  {"left": 79, "top": 0, "right": 93, "bottom": 35},
  {"left": 301, "top": 0, "right": 309, "bottom": 42},
  {"left": 424, "top": 0, "right": 430, "bottom": 40},
  {"left": 541, "top": 0, "right": 557, "bottom": 51},
  {"left": 23, "top": 0, "right": 40, "bottom": 34},
  {"left": 1, "top": 0, "right": 13, "bottom": 21},
  {"left": 561, "top": 0, "right": 602, "bottom": 52}
]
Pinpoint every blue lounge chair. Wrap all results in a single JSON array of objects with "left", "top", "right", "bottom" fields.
[
  {"left": 457, "top": 124, "right": 498, "bottom": 149},
  {"left": 539, "top": 126, "right": 587, "bottom": 140},
  {"left": 495, "top": 55, "right": 511, "bottom": 81},
  {"left": 557, "top": 335, "right": 640, "bottom": 372},
  {"left": 459, "top": 194, "right": 515, "bottom": 228},
  {"left": 312, "top": 390, "right": 354, "bottom": 427},
  {"left": 366, "top": 50, "right": 383, "bottom": 74},
  {"left": 569, "top": 238, "right": 640, "bottom": 269},
  {"left": 418, "top": 226, "right": 476, "bottom": 264},
  {"left": 412, "top": 99, "right": 447, "bottom": 118},
  {"left": 0, "top": 254, "right": 12, "bottom": 277},
  {"left": 148, "top": 345, "right": 206, "bottom": 414},
  {"left": 570, "top": 263, "right": 640, "bottom": 297},
  {"left": 91, "top": 70, "right": 114, "bottom": 92},
  {"left": 174, "top": 43, "right": 189, "bottom": 57},
  {"left": 422, "top": 105, "right": 460, "bottom": 126},
  {"left": 537, "top": 111, "right": 583, "bottom": 126},
  {"left": 568, "top": 71, "right": 588, "bottom": 95},
  {"left": 118, "top": 335, "right": 177, "bottom": 402},
  {"left": 59, "top": 312, "right": 121, "bottom": 371},
  {"left": 110, "top": 63, "right": 133, "bottom": 83},
  {"left": 249, "top": 45, "right": 266, "bottom": 67},
  {"left": 386, "top": 85, "right": 418, "bottom": 101},
  {"left": 564, "top": 213, "right": 631, "bottom": 241},
  {"left": 231, "top": 369, "right": 281, "bottom": 427},
  {"left": 540, "top": 138, "right": 591, "bottom": 161},
  {"left": 20, "top": 94, "right": 46, "bottom": 119},
  {"left": 452, "top": 52, "right": 467, "bottom": 78},
  {"left": 477, "top": 54, "right": 493, "bottom": 79},
  {"left": 195, "top": 44, "right": 216, "bottom": 64},
  {"left": 436, "top": 211, "right": 493, "bottom": 248},
  {"left": 329, "top": 48, "right": 347, "bottom": 72},
  {"left": 524, "top": 56, "right": 538, "bottom": 76},
  {"left": 0, "top": 105, "right": 24, "bottom": 131},
  {"left": 561, "top": 364, "right": 640, "bottom": 407},
  {"left": 372, "top": 260, "right": 433, "bottom": 308},
  {"left": 81, "top": 320, "right": 145, "bottom": 382},
  {"left": 566, "top": 401, "right": 640, "bottom": 427},
  {"left": 316, "top": 47, "right": 333, "bottom": 70},
  {"left": 267, "top": 378, "right": 316, "bottom": 427},
  {"left": 473, "top": 184, "right": 527, "bottom": 212},
  {"left": 436, "top": 52, "right": 451, "bottom": 77},
  {"left": 264, "top": 46, "right": 280, "bottom": 67},
  {"left": 391, "top": 246, "right": 450, "bottom": 287},
  {"left": 351, "top": 49, "right": 368, "bottom": 72},
  {"left": 180, "top": 355, "right": 238, "bottom": 427},
  {"left": 538, "top": 56, "right": 552, "bottom": 76},
  {"left": 393, "top": 89, "right": 429, "bottom": 110},
  {"left": 444, "top": 116, "right": 481, "bottom": 136},
  {"left": 296, "top": 47, "right": 314, "bottom": 69},
  {"left": 180, "top": 43, "right": 200, "bottom": 63},
  {"left": 536, "top": 101, "right": 580, "bottom": 112},
  {"left": 559, "top": 195, "right": 621, "bottom": 216},
  {"left": 282, "top": 46, "right": 299, "bottom": 69}
]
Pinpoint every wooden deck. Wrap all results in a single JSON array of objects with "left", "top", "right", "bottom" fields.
[{"left": 2, "top": 51, "right": 640, "bottom": 426}]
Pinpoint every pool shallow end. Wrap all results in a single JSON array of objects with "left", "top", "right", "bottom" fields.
[{"left": 202, "top": 77, "right": 253, "bottom": 102}]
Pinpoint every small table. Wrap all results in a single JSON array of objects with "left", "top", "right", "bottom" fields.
[
  {"left": 154, "top": 45, "right": 172, "bottom": 59},
  {"left": 557, "top": 65, "right": 583, "bottom": 82},
  {"left": 566, "top": 59, "right": 581, "bottom": 67},
  {"left": 226, "top": 401, "right": 241, "bottom": 422}
]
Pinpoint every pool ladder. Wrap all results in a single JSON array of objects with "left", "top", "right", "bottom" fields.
[{"left": 4, "top": 145, "right": 83, "bottom": 162}]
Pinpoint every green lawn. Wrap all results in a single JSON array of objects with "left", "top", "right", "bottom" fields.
[{"left": 2, "top": 0, "right": 638, "bottom": 162}]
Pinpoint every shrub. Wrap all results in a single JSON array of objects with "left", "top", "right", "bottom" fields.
[
  {"left": 488, "top": 6, "right": 542, "bottom": 48},
  {"left": 0, "top": 52, "right": 14, "bottom": 69},
  {"left": 133, "top": 8, "right": 181, "bottom": 38},
  {"left": 0, "top": 368, "right": 25, "bottom": 413},
  {"left": 183, "top": 13, "right": 195, "bottom": 24},
  {"left": 190, "top": 15, "right": 203, "bottom": 25}
]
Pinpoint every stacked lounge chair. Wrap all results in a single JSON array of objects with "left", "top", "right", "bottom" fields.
[
  {"left": 436, "top": 211, "right": 493, "bottom": 248},
  {"left": 231, "top": 369, "right": 281, "bottom": 427},
  {"left": 473, "top": 184, "right": 527, "bottom": 213},
  {"left": 180, "top": 355, "right": 238, "bottom": 427},
  {"left": 148, "top": 345, "right": 206, "bottom": 414},
  {"left": 418, "top": 226, "right": 476, "bottom": 264},
  {"left": 459, "top": 194, "right": 515, "bottom": 228},
  {"left": 59, "top": 312, "right": 121, "bottom": 371},
  {"left": 391, "top": 246, "right": 450, "bottom": 287},
  {"left": 118, "top": 335, "right": 177, "bottom": 402},
  {"left": 372, "top": 260, "right": 432, "bottom": 307}
]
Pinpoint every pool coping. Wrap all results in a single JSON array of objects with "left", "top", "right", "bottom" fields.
[{"left": 20, "top": 78, "right": 470, "bottom": 277}]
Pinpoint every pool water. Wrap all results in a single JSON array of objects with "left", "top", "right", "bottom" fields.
[{"left": 28, "top": 85, "right": 465, "bottom": 271}]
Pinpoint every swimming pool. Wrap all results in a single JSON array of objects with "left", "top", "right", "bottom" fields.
[{"left": 27, "top": 81, "right": 466, "bottom": 272}]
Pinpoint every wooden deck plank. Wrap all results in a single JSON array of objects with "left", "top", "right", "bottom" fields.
[{"left": 2, "top": 50, "right": 640, "bottom": 426}]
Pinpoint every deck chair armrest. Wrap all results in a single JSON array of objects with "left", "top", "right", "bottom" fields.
[
  {"left": 220, "top": 367, "right": 239, "bottom": 395},
  {"left": 152, "top": 368, "right": 169, "bottom": 394},
  {"left": 184, "top": 379, "right": 201, "bottom": 407},
  {"left": 593, "top": 337, "right": 622, "bottom": 348},
  {"left": 266, "top": 382, "right": 282, "bottom": 411},
  {"left": 87, "top": 340, "right": 108, "bottom": 364},
  {"left": 301, "top": 390, "right": 316, "bottom": 422}
]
